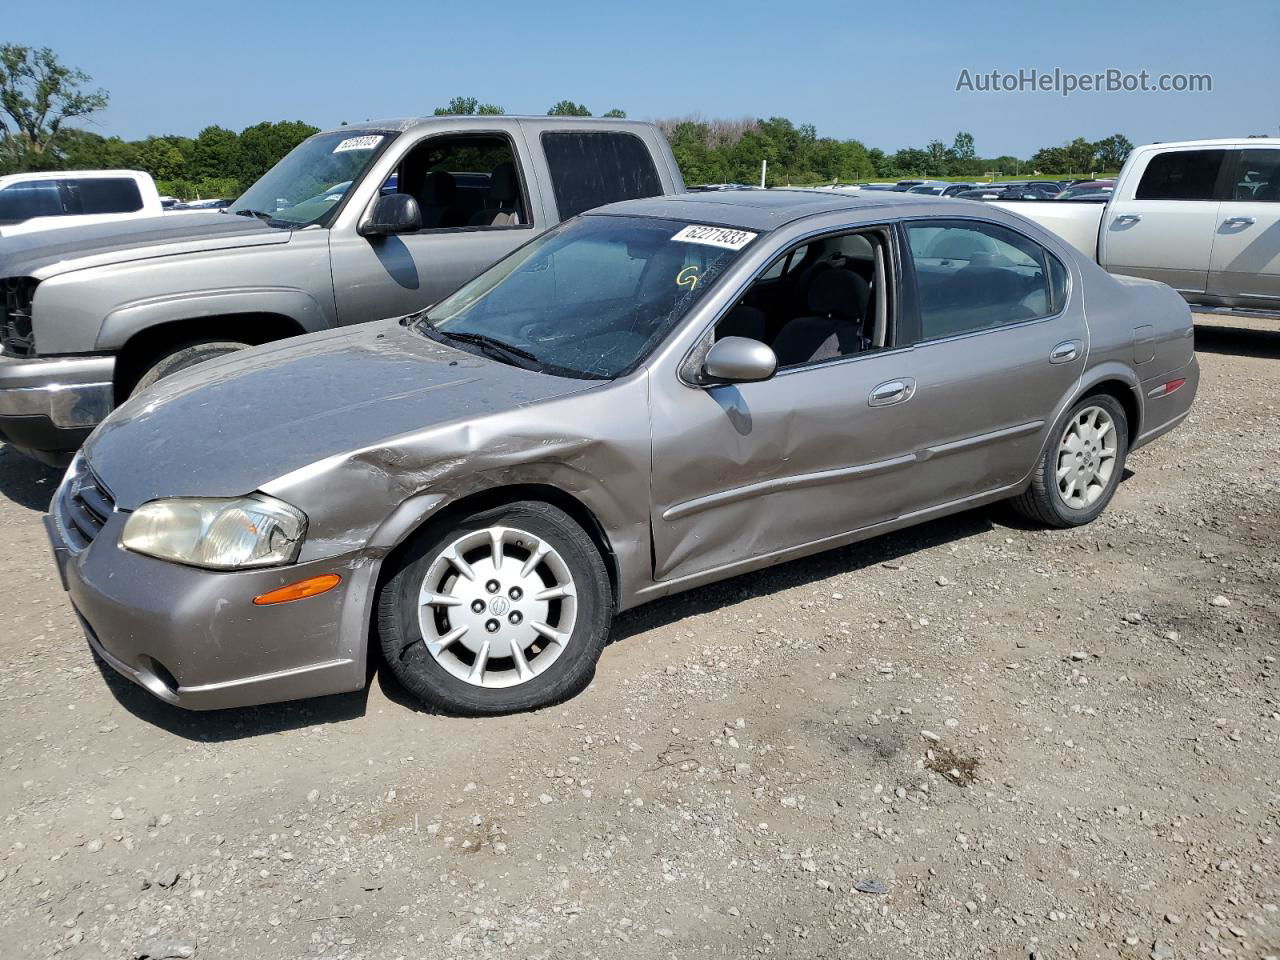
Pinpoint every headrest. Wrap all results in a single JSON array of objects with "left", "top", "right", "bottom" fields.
[
  {"left": 807, "top": 269, "right": 870, "bottom": 317},
  {"left": 420, "top": 170, "right": 457, "bottom": 204},
  {"left": 489, "top": 162, "right": 519, "bottom": 204}
]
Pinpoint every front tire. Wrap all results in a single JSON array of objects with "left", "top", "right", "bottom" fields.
[
  {"left": 377, "top": 501, "right": 612, "bottom": 715},
  {"left": 129, "top": 340, "right": 251, "bottom": 397},
  {"left": 1012, "top": 393, "right": 1129, "bottom": 528}
]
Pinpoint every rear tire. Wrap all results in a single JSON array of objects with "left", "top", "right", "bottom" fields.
[
  {"left": 1012, "top": 393, "right": 1128, "bottom": 528},
  {"left": 129, "top": 340, "right": 251, "bottom": 397},
  {"left": 377, "top": 501, "right": 612, "bottom": 715}
]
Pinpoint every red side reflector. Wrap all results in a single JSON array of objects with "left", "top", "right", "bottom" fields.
[
  {"left": 253, "top": 574, "right": 341, "bottom": 606},
  {"left": 1163, "top": 378, "right": 1186, "bottom": 395}
]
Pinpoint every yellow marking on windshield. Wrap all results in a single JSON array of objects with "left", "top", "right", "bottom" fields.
[{"left": 676, "top": 265, "right": 700, "bottom": 290}]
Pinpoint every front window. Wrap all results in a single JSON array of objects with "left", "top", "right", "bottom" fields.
[
  {"left": 227, "top": 130, "right": 396, "bottom": 226},
  {"left": 420, "top": 215, "right": 756, "bottom": 379}
]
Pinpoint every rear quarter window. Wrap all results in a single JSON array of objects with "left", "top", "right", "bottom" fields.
[
  {"left": 70, "top": 178, "right": 145, "bottom": 215},
  {"left": 541, "top": 131, "right": 663, "bottom": 220}
]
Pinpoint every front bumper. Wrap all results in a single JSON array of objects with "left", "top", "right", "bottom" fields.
[
  {"left": 0, "top": 353, "right": 115, "bottom": 464},
  {"left": 46, "top": 473, "right": 376, "bottom": 711}
]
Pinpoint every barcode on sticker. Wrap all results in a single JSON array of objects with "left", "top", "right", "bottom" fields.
[
  {"left": 671, "top": 225, "right": 757, "bottom": 250},
  {"left": 333, "top": 135, "right": 384, "bottom": 153}
]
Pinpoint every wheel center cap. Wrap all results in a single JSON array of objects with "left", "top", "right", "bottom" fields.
[{"left": 489, "top": 596, "right": 511, "bottom": 616}]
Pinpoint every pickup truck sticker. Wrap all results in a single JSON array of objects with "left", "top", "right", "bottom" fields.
[
  {"left": 671, "top": 225, "right": 757, "bottom": 251},
  {"left": 333, "top": 135, "right": 384, "bottom": 153}
]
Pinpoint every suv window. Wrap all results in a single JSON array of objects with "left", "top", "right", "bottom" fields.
[
  {"left": 65, "top": 177, "right": 145, "bottom": 215},
  {"left": 1227, "top": 148, "right": 1280, "bottom": 202},
  {"left": 1135, "top": 149, "right": 1227, "bottom": 201},
  {"left": 0, "top": 180, "right": 63, "bottom": 224},
  {"left": 541, "top": 131, "right": 663, "bottom": 220},
  {"left": 907, "top": 220, "right": 1068, "bottom": 341},
  {"left": 392, "top": 133, "right": 529, "bottom": 230}
]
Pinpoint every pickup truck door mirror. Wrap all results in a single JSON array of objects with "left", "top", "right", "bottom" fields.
[
  {"left": 359, "top": 194, "right": 423, "bottom": 237},
  {"left": 701, "top": 336, "right": 777, "bottom": 384}
]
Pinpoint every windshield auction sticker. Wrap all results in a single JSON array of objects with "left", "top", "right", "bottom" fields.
[
  {"left": 671, "top": 225, "right": 757, "bottom": 250},
  {"left": 332, "top": 135, "right": 384, "bottom": 153}
]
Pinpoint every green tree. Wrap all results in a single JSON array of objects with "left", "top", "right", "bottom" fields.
[
  {"left": 433, "top": 96, "right": 504, "bottom": 116},
  {"left": 547, "top": 100, "right": 591, "bottom": 117},
  {"left": 137, "top": 136, "right": 188, "bottom": 181},
  {"left": 602, "top": 108, "right": 626, "bottom": 118},
  {"left": 235, "top": 120, "right": 319, "bottom": 186},
  {"left": 951, "top": 131, "right": 977, "bottom": 175},
  {"left": 191, "top": 125, "right": 240, "bottom": 182},
  {"left": 1093, "top": 133, "right": 1133, "bottom": 170},
  {"left": 0, "top": 44, "right": 108, "bottom": 170}
]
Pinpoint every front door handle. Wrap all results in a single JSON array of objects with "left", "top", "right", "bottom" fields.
[
  {"left": 1049, "top": 340, "right": 1080, "bottom": 364},
  {"left": 1222, "top": 216, "right": 1257, "bottom": 227},
  {"left": 868, "top": 378, "right": 915, "bottom": 407},
  {"left": 1113, "top": 213, "right": 1142, "bottom": 225}
]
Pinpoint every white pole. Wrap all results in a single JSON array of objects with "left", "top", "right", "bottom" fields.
[{"left": 760, "top": 159, "right": 767, "bottom": 188}]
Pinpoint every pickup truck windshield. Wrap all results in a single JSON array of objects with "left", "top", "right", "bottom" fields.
[
  {"left": 420, "top": 215, "right": 756, "bottom": 379},
  {"left": 227, "top": 130, "right": 395, "bottom": 227}
]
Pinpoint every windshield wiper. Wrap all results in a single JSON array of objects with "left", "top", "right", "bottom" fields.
[
  {"left": 233, "top": 208, "right": 282, "bottom": 225},
  {"left": 423, "top": 326, "right": 544, "bottom": 371}
]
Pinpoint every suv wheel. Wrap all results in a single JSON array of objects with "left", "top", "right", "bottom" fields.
[
  {"left": 377, "top": 501, "right": 612, "bottom": 715},
  {"left": 129, "top": 340, "right": 251, "bottom": 397}
]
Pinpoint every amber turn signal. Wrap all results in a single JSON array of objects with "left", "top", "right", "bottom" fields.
[{"left": 253, "top": 573, "right": 342, "bottom": 606}]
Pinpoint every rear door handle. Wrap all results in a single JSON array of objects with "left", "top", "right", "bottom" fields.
[
  {"left": 1222, "top": 216, "right": 1257, "bottom": 226},
  {"left": 1113, "top": 213, "right": 1142, "bottom": 225},
  {"left": 868, "top": 378, "right": 915, "bottom": 407},
  {"left": 1050, "top": 340, "right": 1080, "bottom": 364}
]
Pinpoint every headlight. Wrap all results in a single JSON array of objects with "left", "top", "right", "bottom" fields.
[{"left": 121, "top": 494, "right": 307, "bottom": 569}]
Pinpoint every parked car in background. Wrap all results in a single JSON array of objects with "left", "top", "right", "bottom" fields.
[
  {"left": 0, "top": 171, "right": 162, "bottom": 238},
  {"left": 0, "top": 116, "right": 684, "bottom": 464},
  {"left": 1055, "top": 180, "right": 1114, "bottom": 200},
  {"left": 908, "top": 182, "right": 977, "bottom": 197},
  {"left": 47, "top": 189, "right": 1198, "bottom": 716},
  {"left": 995, "top": 138, "right": 1280, "bottom": 311},
  {"left": 892, "top": 179, "right": 928, "bottom": 191}
]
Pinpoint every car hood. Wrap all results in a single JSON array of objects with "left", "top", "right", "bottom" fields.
[
  {"left": 83, "top": 321, "right": 599, "bottom": 510},
  {"left": 0, "top": 213, "right": 289, "bottom": 280}
]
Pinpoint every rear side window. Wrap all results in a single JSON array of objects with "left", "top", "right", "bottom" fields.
[
  {"left": 0, "top": 180, "right": 63, "bottom": 223},
  {"left": 541, "top": 131, "right": 663, "bottom": 220},
  {"left": 1135, "top": 150, "right": 1226, "bottom": 201},
  {"left": 1227, "top": 148, "right": 1280, "bottom": 202},
  {"left": 68, "top": 178, "right": 145, "bottom": 215},
  {"left": 907, "top": 220, "right": 1068, "bottom": 341}
]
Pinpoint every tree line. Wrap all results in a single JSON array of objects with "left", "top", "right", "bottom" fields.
[{"left": 0, "top": 46, "right": 1133, "bottom": 200}]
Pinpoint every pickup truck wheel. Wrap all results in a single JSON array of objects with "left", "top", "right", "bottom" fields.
[
  {"left": 1012, "top": 393, "right": 1128, "bottom": 528},
  {"left": 129, "top": 340, "right": 251, "bottom": 397},
  {"left": 377, "top": 501, "right": 612, "bottom": 716}
]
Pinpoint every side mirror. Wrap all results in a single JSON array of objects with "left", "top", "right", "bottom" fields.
[
  {"left": 360, "top": 194, "right": 422, "bottom": 237},
  {"left": 701, "top": 336, "right": 777, "bottom": 384}
]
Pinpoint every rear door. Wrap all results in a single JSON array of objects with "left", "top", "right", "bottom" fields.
[
  {"left": 898, "top": 218, "right": 1086, "bottom": 510},
  {"left": 1101, "top": 147, "right": 1227, "bottom": 294},
  {"left": 1207, "top": 147, "right": 1280, "bottom": 305}
]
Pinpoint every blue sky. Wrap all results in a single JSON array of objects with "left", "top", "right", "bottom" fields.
[{"left": 6, "top": 0, "right": 1275, "bottom": 156}]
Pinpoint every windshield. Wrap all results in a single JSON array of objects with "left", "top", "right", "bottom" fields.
[
  {"left": 227, "top": 130, "right": 394, "bottom": 226},
  {"left": 420, "top": 215, "right": 757, "bottom": 379}
]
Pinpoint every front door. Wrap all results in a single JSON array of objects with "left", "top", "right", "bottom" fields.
[
  {"left": 1101, "top": 147, "right": 1229, "bottom": 295},
  {"left": 1207, "top": 148, "right": 1280, "bottom": 306},
  {"left": 329, "top": 131, "right": 543, "bottom": 323}
]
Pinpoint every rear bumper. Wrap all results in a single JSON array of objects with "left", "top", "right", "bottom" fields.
[
  {"left": 46, "top": 476, "right": 376, "bottom": 711},
  {"left": 0, "top": 354, "right": 114, "bottom": 464}
]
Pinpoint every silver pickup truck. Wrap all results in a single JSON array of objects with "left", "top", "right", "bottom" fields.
[
  {"left": 996, "top": 138, "right": 1280, "bottom": 312},
  {"left": 0, "top": 116, "right": 684, "bottom": 464}
]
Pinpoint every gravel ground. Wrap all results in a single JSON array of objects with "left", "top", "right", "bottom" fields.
[{"left": 1, "top": 314, "right": 1277, "bottom": 960}]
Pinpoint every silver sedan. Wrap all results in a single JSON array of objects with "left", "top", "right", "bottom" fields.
[{"left": 46, "top": 190, "right": 1199, "bottom": 715}]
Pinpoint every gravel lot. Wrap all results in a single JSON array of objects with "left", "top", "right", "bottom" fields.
[{"left": 1, "top": 314, "right": 1277, "bottom": 960}]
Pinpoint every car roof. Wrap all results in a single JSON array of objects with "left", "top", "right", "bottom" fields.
[{"left": 588, "top": 188, "right": 942, "bottom": 232}]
